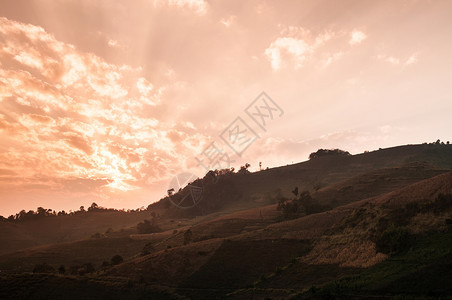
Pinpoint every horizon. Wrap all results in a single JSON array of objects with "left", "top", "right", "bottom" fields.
[
  {"left": 1, "top": 141, "right": 449, "bottom": 217},
  {"left": 1, "top": 1, "right": 452, "bottom": 216}
]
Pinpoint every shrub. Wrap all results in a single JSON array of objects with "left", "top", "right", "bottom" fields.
[
  {"left": 58, "top": 265, "right": 65, "bottom": 274},
  {"left": 184, "top": 229, "right": 193, "bottom": 245},
  {"left": 277, "top": 190, "right": 327, "bottom": 220},
  {"left": 91, "top": 232, "right": 103, "bottom": 239},
  {"left": 33, "top": 263, "right": 55, "bottom": 274},
  {"left": 137, "top": 218, "right": 161, "bottom": 234},
  {"left": 431, "top": 193, "right": 452, "bottom": 214},
  {"left": 375, "top": 225, "right": 411, "bottom": 254},
  {"left": 100, "top": 261, "right": 110, "bottom": 269},
  {"left": 277, "top": 197, "right": 301, "bottom": 220},
  {"left": 141, "top": 243, "right": 155, "bottom": 256},
  {"left": 69, "top": 263, "right": 96, "bottom": 275},
  {"left": 84, "top": 263, "right": 95, "bottom": 274},
  {"left": 111, "top": 255, "right": 124, "bottom": 265}
]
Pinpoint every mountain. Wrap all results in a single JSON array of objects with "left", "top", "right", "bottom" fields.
[{"left": 0, "top": 143, "right": 451, "bottom": 299}]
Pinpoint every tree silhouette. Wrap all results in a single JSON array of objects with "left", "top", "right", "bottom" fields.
[
  {"left": 309, "top": 148, "right": 351, "bottom": 160},
  {"left": 137, "top": 218, "right": 161, "bottom": 234},
  {"left": 111, "top": 255, "right": 124, "bottom": 265},
  {"left": 88, "top": 202, "right": 99, "bottom": 212},
  {"left": 238, "top": 163, "right": 251, "bottom": 174},
  {"left": 33, "top": 263, "right": 55, "bottom": 274},
  {"left": 278, "top": 190, "right": 327, "bottom": 220},
  {"left": 184, "top": 229, "right": 193, "bottom": 245},
  {"left": 100, "top": 261, "right": 110, "bottom": 269},
  {"left": 58, "top": 265, "right": 66, "bottom": 274}
]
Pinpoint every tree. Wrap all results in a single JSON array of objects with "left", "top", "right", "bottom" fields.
[
  {"left": 58, "top": 265, "right": 66, "bottom": 274},
  {"left": 33, "top": 263, "right": 55, "bottom": 274},
  {"left": 278, "top": 190, "right": 326, "bottom": 220},
  {"left": 137, "top": 218, "right": 161, "bottom": 234},
  {"left": 37, "top": 207, "right": 47, "bottom": 217},
  {"left": 100, "top": 261, "right": 110, "bottom": 269},
  {"left": 141, "top": 242, "right": 155, "bottom": 256},
  {"left": 309, "top": 148, "right": 351, "bottom": 160},
  {"left": 238, "top": 163, "right": 251, "bottom": 174},
  {"left": 111, "top": 255, "right": 124, "bottom": 265},
  {"left": 184, "top": 229, "right": 193, "bottom": 245},
  {"left": 79, "top": 206, "right": 85, "bottom": 212},
  {"left": 277, "top": 197, "right": 300, "bottom": 220},
  {"left": 88, "top": 202, "right": 99, "bottom": 212},
  {"left": 84, "top": 263, "right": 95, "bottom": 274},
  {"left": 375, "top": 225, "right": 410, "bottom": 254},
  {"left": 69, "top": 263, "right": 95, "bottom": 275}
]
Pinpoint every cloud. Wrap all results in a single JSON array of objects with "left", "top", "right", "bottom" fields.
[
  {"left": 405, "top": 53, "right": 418, "bottom": 65},
  {"left": 220, "top": 15, "right": 236, "bottom": 28},
  {"left": 264, "top": 26, "right": 370, "bottom": 70},
  {"left": 107, "top": 39, "right": 120, "bottom": 48},
  {"left": 0, "top": 17, "right": 210, "bottom": 202},
  {"left": 376, "top": 53, "right": 418, "bottom": 66},
  {"left": 153, "top": 0, "right": 208, "bottom": 15},
  {"left": 379, "top": 55, "right": 400, "bottom": 65},
  {"left": 349, "top": 30, "right": 367, "bottom": 45},
  {"left": 265, "top": 37, "right": 312, "bottom": 70},
  {"left": 264, "top": 27, "right": 335, "bottom": 70},
  {"left": 321, "top": 52, "right": 344, "bottom": 68}
]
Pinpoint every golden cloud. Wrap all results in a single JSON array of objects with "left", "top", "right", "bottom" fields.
[{"left": 0, "top": 17, "right": 209, "bottom": 199}]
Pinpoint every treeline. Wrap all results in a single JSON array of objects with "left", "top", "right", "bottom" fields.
[
  {"left": 146, "top": 163, "right": 253, "bottom": 215},
  {"left": 309, "top": 148, "right": 351, "bottom": 160},
  {"left": 0, "top": 202, "right": 146, "bottom": 223},
  {"left": 277, "top": 187, "right": 329, "bottom": 220},
  {"left": 32, "top": 254, "right": 125, "bottom": 276},
  {"left": 423, "top": 139, "right": 450, "bottom": 145}
]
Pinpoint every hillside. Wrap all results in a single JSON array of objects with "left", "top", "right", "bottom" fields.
[
  {"left": 0, "top": 210, "right": 155, "bottom": 255},
  {"left": 2, "top": 143, "right": 449, "bottom": 256},
  {"left": 152, "top": 144, "right": 452, "bottom": 215},
  {"left": 0, "top": 144, "right": 451, "bottom": 299}
]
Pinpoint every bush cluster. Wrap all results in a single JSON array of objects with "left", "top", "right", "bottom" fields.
[{"left": 374, "top": 225, "right": 411, "bottom": 254}]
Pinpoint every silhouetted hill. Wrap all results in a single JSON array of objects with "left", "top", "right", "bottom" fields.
[
  {"left": 0, "top": 143, "right": 451, "bottom": 299},
  {"left": 0, "top": 210, "right": 154, "bottom": 255},
  {"left": 151, "top": 143, "right": 452, "bottom": 216},
  {"left": 1, "top": 144, "right": 451, "bottom": 255}
]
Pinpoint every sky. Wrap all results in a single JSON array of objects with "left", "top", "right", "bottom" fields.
[{"left": 0, "top": 0, "right": 451, "bottom": 216}]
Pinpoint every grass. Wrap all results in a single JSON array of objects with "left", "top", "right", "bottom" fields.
[
  {"left": 296, "top": 228, "right": 452, "bottom": 298},
  {"left": 0, "top": 273, "right": 185, "bottom": 300},
  {"left": 0, "top": 237, "right": 151, "bottom": 273},
  {"left": 177, "top": 239, "right": 311, "bottom": 298}
]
